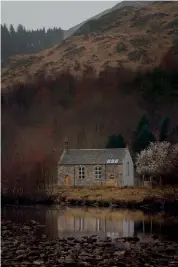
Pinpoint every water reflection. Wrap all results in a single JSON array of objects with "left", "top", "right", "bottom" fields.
[
  {"left": 57, "top": 213, "right": 134, "bottom": 239},
  {"left": 2, "top": 206, "right": 178, "bottom": 241}
]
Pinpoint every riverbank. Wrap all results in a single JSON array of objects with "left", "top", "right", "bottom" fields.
[
  {"left": 2, "top": 219, "right": 178, "bottom": 267},
  {"left": 2, "top": 187, "right": 178, "bottom": 213},
  {"left": 59, "top": 186, "right": 178, "bottom": 213}
]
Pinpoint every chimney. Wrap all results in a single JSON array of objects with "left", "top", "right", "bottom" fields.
[{"left": 64, "top": 138, "right": 68, "bottom": 152}]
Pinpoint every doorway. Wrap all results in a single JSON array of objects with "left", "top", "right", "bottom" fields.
[{"left": 65, "top": 175, "right": 71, "bottom": 185}]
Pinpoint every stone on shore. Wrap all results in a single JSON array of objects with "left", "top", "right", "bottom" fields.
[{"left": 1, "top": 220, "right": 178, "bottom": 267}]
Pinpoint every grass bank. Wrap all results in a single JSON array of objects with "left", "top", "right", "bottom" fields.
[
  {"left": 2, "top": 186, "right": 178, "bottom": 213},
  {"left": 58, "top": 186, "right": 178, "bottom": 212}
]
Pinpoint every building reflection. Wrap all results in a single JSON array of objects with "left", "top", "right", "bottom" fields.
[{"left": 58, "top": 214, "right": 135, "bottom": 239}]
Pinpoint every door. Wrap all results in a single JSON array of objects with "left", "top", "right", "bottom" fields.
[
  {"left": 65, "top": 175, "right": 71, "bottom": 185},
  {"left": 106, "top": 174, "right": 116, "bottom": 186}
]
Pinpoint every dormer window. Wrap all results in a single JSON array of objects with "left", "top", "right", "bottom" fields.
[{"left": 79, "top": 166, "right": 85, "bottom": 179}]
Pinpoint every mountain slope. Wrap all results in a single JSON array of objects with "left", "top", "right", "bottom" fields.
[
  {"left": 2, "top": 1, "right": 178, "bottom": 89},
  {"left": 1, "top": 0, "right": 150, "bottom": 65},
  {"left": 64, "top": 1, "right": 152, "bottom": 39}
]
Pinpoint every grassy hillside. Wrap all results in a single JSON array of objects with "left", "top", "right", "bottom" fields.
[
  {"left": 63, "top": 1, "right": 152, "bottom": 39},
  {"left": 2, "top": 1, "right": 178, "bottom": 90}
]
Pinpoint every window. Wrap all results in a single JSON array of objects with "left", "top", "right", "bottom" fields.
[
  {"left": 95, "top": 166, "right": 102, "bottom": 179},
  {"left": 79, "top": 166, "right": 85, "bottom": 179},
  {"left": 127, "top": 162, "right": 129, "bottom": 176}
]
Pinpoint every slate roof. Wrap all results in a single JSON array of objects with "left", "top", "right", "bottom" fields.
[{"left": 58, "top": 148, "right": 128, "bottom": 165}]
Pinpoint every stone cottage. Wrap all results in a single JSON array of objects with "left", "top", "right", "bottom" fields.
[{"left": 57, "top": 140, "right": 134, "bottom": 187}]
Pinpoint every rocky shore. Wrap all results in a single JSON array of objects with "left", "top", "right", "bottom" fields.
[{"left": 2, "top": 220, "right": 178, "bottom": 267}]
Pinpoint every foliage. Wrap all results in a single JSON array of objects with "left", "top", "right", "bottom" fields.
[
  {"left": 106, "top": 134, "right": 126, "bottom": 148},
  {"left": 10, "top": 83, "right": 38, "bottom": 110},
  {"left": 159, "top": 116, "right": 170, "bottom": 141},
  {"left": 134, "top": 115, "right": 150, "bottom": 137},
  {"left": 136, "top": 142, "right": 178, "bottom": 180},
  {"left": 132, "top": 124, "right": 156, "bottom": 153},
  {"left": 2, "top": 70, "right": 76, "bottom": 111},
  {"left": 1, "top": 156, "right": 60, "bottom": 204},
  {"left": 132, "top": 116, "right": 154, "bottom": 153},
  {"left": 128, "top": 49, "right": 147, "bottom": 61},
  {"left": 131, "top": 36, "right": 149, "bottom": 48},
  {"left": 134, "top": 68, "right": 178, "bottom": 108},
  {"left": 1, "top": 23, "right": 64, "bottom": 66}
]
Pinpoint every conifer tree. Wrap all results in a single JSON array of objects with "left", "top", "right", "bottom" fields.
[
  {"left": 159, "top": 116, "right": 170, "bottom": 141},
  {"left": 132, "top": 124, "right": 156, "bottom": 153},
  {"left": 106, "top": 134, "right": 126, "bottom": 148}
]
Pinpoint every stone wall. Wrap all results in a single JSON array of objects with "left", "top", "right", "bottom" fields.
[
  {"left": 58, "top": 164, "right": 123, "bottom": 186},
  {"left": 105, "top": 165, "right": 123, "bottom": 187}
]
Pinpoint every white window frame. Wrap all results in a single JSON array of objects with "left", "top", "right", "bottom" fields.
[
  {"left": 79, "top": 166, "right": 85, "bottom": 179},
  {"left": 95, "top": 166, "right": 102, "bottom": 179}
]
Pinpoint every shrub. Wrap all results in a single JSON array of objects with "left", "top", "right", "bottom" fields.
[
  {"left": 128, "top": 49, "right": 147, "bottom": 61},
  {"left": 131, "top": 37, "right": 149, "bottom": 48},
  {"left": 136, "top": 142, "right": 178, "bottom": 182},
  {"left": 116, "top": 43, "right": 127, "bottom": 53}
]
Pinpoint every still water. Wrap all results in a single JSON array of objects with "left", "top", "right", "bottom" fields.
[{"left": 2, "top": 206, "right": 178, "bottom": 241}]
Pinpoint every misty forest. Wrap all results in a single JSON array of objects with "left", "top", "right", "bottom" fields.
[{"left": 1, "top": 23, "right": 64, "bottom": 66}]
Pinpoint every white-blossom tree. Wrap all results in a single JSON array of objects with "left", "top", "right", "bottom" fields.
[{"left": 135, "top": 142, "right": 178, "bottom": 183}]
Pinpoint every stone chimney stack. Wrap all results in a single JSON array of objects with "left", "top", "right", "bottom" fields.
[{"left": 64, "top": 138, "right": 68, "bottom": 152}]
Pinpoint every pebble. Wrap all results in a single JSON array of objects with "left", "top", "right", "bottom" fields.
[
  {"left": 33, "top": 260, "right": 44, "bottom": 265},
  {"left": 1, "top": 220, "right": 178, "bottom": 267}
]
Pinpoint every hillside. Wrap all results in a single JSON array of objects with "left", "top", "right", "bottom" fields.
[
  {"left": 1, "top": 1, "right": 178, "bottom": 186},
  {"left": 2, "top": 1, "right": 178, "bottom": 89},
  {"left": 63, "top": 1, "right": 152, "bottom": 39},
  {"left": 1, "top": 1, "right": 150, "bottom": 68}
]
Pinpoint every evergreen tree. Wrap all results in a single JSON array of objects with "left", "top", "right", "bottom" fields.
[
  {"left": 132, "top": 124, "right": 156, "bottom": 153},
  {"left": 1, "top": 23, "right": 64, "bottom": 65},
  {"left": 9, "top": 24, "right": 15, "bottom": 35},
  {"left": 106, "top": 134, "right": 126, "bottom": 148},
  {"left": 134, "top": 114, "right": 149, "bottom": 137},
  {"left": 159, "top": 116, "right": 170, "bottom": 141}
]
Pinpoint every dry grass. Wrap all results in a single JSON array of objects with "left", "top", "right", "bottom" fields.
[
  {"left": 2, "top": 1, "right": 178, "bottom": 90},
  {"left": 54, "top": 186, "right": 178, "bottom": 204}
]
